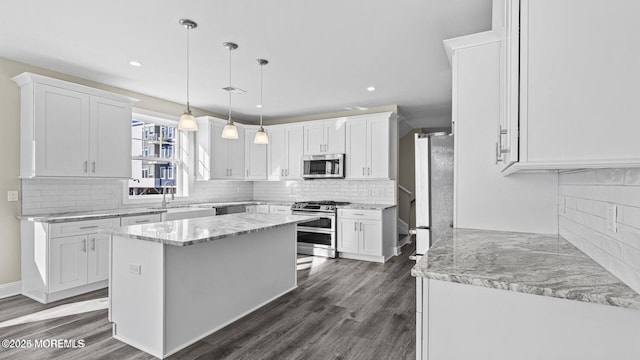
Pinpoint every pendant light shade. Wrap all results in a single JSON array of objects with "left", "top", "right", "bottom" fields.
[
  {"left": 222, "top": 123, "right": 239, "bottom": 139},
  {"left": 254, "top": 58, "right": 269, "bottom": 144},
  {"left": 178, "top": 19, "right": 198, "bottom": 131},
  {"left": 221, "top": 42, "right": 239, "bottom": 139},
  {"left": 254, "top": 127, "right": 269, "bottom": 144}
]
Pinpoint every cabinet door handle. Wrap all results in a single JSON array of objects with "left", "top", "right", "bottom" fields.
[
  {"left": 84, "top": 161, "right": 88, "bottom": 173},
  {"left": 495, "top": 142, "right": 503, "bottom": 164},
  {"left": 80, "top": 225, "right": 99, "bottom": 229},
  {"left": 368, "top": 167, "right": 371, "bottom": 175},
  {"left": 360, "top": 223, "right": 363, "bottom": 231},
  {"left": 320, "top": 144, "right": 323, "bottom": 153},
  {"left": 324, "top": 144, "right": 327, "bottom": 152},
  {"left": 362, "top": 167, "right": 365, "bottom": 176},
  {"left": 354, "top": 222, "right": 357, "bottom": 231},
  {"left": 91, "top": 238, "right": 96, "bottom": 251},
  {"left": 81, "top": 239, "right": 87, "bottom": 253},
  {"left": 92, "top": 161, "right": 96, "bottom": 173},
  {"left": 246, "top": 169, "right": 249, "bottom": 177}
]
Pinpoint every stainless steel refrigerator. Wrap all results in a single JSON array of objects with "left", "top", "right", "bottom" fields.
[{"left": 410, "top": 132, "right": 454, "bottom": 257}]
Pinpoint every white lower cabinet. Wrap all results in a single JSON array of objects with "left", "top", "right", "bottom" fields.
[
  {"left": 337, "top": 208, "right": 396, "bottom": 263},
  {"left": 49, "top": 235, "right": 88, "bottom": 292},
  {"left": 21, "top": 218, "right": 120, "bottom": 303}
]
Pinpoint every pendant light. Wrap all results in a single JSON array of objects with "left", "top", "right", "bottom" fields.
[
  {"left": 254, "top": 59, "right": 269, "bottom": 144},
  {"left": 177, "top": 19, "right": 198, "bottom": 131},
  {"left": 221, "top": 42, "right": 239, "bottom": 139}
]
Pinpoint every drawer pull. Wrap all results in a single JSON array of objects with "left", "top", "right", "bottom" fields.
[
  {"left": 136, "top": 220, "right": 151, "bottom": 224},
  {"left": 79, "top": 225, "right": 99, "bottom": 229},
  {"left": 352, "top": 213, "right": 365, "bottom": 216}
]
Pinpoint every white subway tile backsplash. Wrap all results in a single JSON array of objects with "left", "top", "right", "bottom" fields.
[
  {"left": 559, "top": 168, "right": 640, "bottom": 294},
  {"left": 252, "top": 180, "right": 395, "bottom": 204},
  {"left": 624, "top": 169, "right": 640, "bottom": 185}
]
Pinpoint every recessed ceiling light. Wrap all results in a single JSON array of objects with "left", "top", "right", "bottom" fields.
[
  {"left": 256, "top": 104, "right": 263, "bottom": 108},
  {"left": 367, "top": 86, "right": 376, "bottom": 92},
  {"left": 129, "top": 61, "right": 142, "bottom": 67}
]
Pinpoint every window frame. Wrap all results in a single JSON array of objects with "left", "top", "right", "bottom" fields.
[{"left": 122, "top": 108, "right": 194, "bottom": 205}]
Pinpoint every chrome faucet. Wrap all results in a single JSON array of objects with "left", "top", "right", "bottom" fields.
[{"left": 161, "top": 180, "right": 174, "bottom": 208}]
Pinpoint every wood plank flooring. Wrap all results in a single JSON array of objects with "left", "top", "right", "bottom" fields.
[{"left": 0, "top": 242, "right": 416, "bottom": 360}]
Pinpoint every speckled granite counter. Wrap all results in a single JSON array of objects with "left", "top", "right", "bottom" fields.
[
  {"left": 337, "top": 203, "right": 396, "bottom": 210},
  {"left": 108, "top": 213, "right": 317, "bottom": 246},
  {"left": 21, "top": 208, "right": 167, "bottom": 223},
  {"left": 411, "top": 228, "right": 640, "bottom": 310}
]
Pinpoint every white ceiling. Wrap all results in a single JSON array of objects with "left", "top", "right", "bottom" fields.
[{"left": 0, "top": 0, "right": 492, "bottom": 126}]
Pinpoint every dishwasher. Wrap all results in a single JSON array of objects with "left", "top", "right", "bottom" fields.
[{"left": 214, "top": 205, "right": 247, "bottom": 215}]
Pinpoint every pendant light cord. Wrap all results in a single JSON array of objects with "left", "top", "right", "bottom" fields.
[
  {"left": 259, "top": 63, "right": 263, "bottom": 128},
  {"left": 186, "top": 25, "right": 190, "bottom": 112},
  {"left": 228, "top": 46, "right": 232, "bottom": 123}
]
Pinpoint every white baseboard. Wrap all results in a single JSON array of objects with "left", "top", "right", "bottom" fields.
[
  {"left": 0, "top": 281, "right": 22, "bottom": 299},
  {"left": 398, "top": 219, "right": 409, "bottom": 235}
]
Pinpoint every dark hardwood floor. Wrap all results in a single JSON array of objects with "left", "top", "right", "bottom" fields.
[{"left": 0, "top": 242, "right": 416, "bottom": 360}]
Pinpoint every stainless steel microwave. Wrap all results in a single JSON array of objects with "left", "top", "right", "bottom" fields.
[{"left": 302, "top": 154, "right": 345, "bottom": 179}]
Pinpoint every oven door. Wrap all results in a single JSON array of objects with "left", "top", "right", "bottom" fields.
[{"left": 293, "top": 211, "right": 335, "bottom": 248}]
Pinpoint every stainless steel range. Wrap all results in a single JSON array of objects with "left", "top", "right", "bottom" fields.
[{"left": 291, "top": 200, "right": 350, "bottom": 258}]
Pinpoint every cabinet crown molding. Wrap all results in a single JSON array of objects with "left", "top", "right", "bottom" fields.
[{"left": 12, "top": 72, "right": 139, "bottom": 104}]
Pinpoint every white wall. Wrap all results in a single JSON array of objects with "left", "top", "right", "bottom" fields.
[{"left": 559, "top": 168, "right": 640, "bottom": 294}]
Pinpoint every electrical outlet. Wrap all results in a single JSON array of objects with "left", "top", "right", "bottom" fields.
[
  {"left": 7, "top": 191, "right": 18, "bottom": 202},
  {"left": 129, "top": 264, "right": 142, "bottom": 275}
]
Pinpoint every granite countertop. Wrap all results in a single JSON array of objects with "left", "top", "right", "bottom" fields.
[
  {"left": 20, "top": 200, "right": 297, "bottom": 223},
  {"left": 412, "top": 228, "right": 640, "bottom": 310},
  {"left": 21, "top": 208, "right": 167, "bottom": 223},
  {"left": 337, "top": 203, "right": 396, "bottom": 210},
  {"left": 107, "top": 213, "right": 317, "bottom": 246}
]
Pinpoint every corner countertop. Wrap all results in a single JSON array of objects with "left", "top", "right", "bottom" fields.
[
  {"left": 411, "top": 228, "right": 640, "bottom": 310},
  {"left": 337, "top": 203, "right": 396, "bottom": 210},
  {"left": 106, "top": 213, "right": 317, "bottom": 246}
]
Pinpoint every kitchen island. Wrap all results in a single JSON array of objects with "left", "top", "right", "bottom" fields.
[
  {"left": 412, "top": 228, "right": 640, "bottom": 360},
  {"left": 107, "top": 213, "right": 315, "bottom": 359}
]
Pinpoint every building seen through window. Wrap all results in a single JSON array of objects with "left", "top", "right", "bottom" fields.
[{"left": 129, "top": 118, "right": 179, "bottom": 197}]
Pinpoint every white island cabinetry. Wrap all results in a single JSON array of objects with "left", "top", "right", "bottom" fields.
[{"left": 109, "top": 213, "right": 312, "bottom": 359}]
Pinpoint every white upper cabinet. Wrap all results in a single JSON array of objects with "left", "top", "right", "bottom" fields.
[
  {"left": 196, "top": 116, "right": 245, "bottom": 180},
  {"left": 268, "top": 124, "right": 303, "bottom": 180},
  {"left": 244, "top": 126, "right": 268, "bottom": 180},
  {"left": 499, "top": 0, "right": 640, "bottom": 174},
  {"left": 345, "top": 112, "right": 397, "bottom": 179},
  {"left": 303, "top": 118, "right": 346, "bottom": 155},
  {"left": 13, "top": 73, "right": 136, "bottom": 178},
  {"left": 89, "top": 96, "right": 133, "bottom": 177}
]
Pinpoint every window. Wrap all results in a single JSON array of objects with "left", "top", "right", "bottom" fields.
[{"left": 128, "top": 110, "right": 190, "bottom": 198}]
